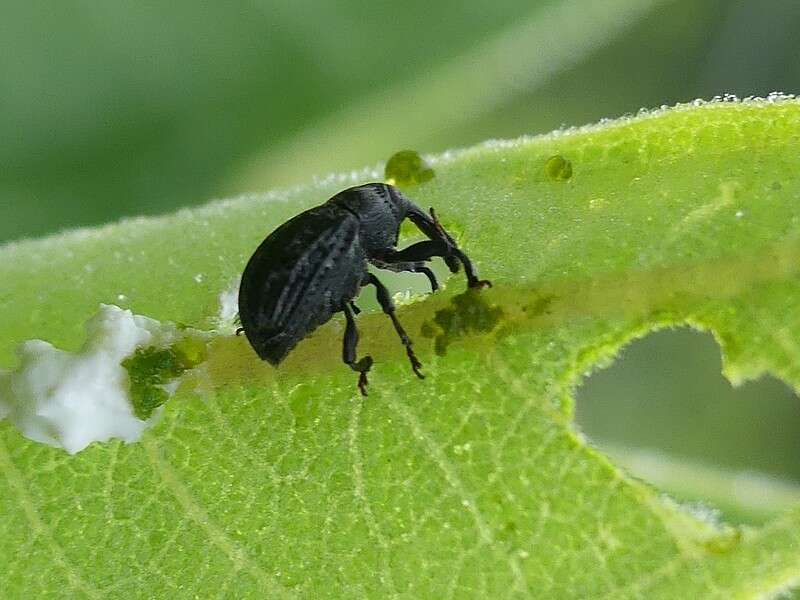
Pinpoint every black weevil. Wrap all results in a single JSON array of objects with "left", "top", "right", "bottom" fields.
[{"left": 237, "top": 182, "right": 490, "bottom": 395}]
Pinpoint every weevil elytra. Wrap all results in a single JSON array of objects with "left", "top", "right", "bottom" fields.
[{"left": 237, "top": 183, "right": 490, "bottom": 395}]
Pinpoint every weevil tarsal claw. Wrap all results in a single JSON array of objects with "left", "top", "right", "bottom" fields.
[
  {"left": 469, "top": 279, "right": 492, "bottom": 290},
  {"left": 357, "top": 371, "right": 369, "bottom": 396},
  {"left": 406, "top": 346, "right": 425, "bottom": 379}
]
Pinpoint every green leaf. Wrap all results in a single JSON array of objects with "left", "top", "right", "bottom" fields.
[{"left": 2, "top": 98, "right": 800, "bottom": 597}]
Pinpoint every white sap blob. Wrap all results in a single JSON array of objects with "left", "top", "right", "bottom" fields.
[
  {"left": 217, "top": 277, "right": 241, "bottom": 327},
  {"left": 0, "top": 304, "right": 177, "bottom": 454}
]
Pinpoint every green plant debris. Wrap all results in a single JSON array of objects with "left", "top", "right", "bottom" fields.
[
  {"left": 384, "top": 149, "right": 436, "bottom": 187},
  {"left": 421, "top": 288, "right": 504, "bottom": 356},
  {"left": 544, "top": 153, "right": 574, "bottom": 181},
  {"left": 2, "top": 98, "right": 800, "bottom": 598},
  {"left": 123, "top": 337, "right": 208, "bottom": 420}
]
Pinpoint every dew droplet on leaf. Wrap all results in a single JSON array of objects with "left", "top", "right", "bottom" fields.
[{"left": 384, "top": 150, "right": 435, "bottom": 187}]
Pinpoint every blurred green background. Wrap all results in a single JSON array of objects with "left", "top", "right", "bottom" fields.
[
  {"left": 4, "top": 0, "right": 800, "bottom": 243},
  {"left": 2, "top": 0, "right": 799, "bottom": 522}
]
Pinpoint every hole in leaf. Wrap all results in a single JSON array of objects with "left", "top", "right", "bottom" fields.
[{"left": 575, "top": 327, "right": 800, "bottom": 524}]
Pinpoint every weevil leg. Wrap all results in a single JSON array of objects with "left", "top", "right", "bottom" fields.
[
  {"left": 364, "top": 273, "right": 424, "bottom": 379},
  {"left": 429, "top": 207, "right": 491, "bottom": 288},
  {"left": 349, "top": 301, "right": 362, "bottom": 315},
  {"left": 371, "top": 257, "right": 439, "bottom": 292},
  {"left": 380, "top": 240, "right": 445, "bottom": 262},
  {"left": 342, "top": 303, "right": 373, "bottom": 396},
  {"left": 416, "top": 265, "right": 438, "bottom": 292},
  {"left": 404, "top": 204, "right": 492, "bottom": 289}
]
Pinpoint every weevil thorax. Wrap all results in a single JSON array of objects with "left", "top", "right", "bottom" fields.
[{"left": 332, "top": 183, "right": 409, "bottom": 256}]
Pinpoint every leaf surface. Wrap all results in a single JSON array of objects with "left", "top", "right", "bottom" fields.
[{"left": 2, "top": 99, "right": 800, "bottom": 598}]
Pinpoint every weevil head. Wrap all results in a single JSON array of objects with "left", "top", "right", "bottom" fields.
[{"left": 331, "top": 183, "right": 410, "bottom": 254}]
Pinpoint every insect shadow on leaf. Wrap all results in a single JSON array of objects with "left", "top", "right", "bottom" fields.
[{"left": 236, "top": 183, "right": 490, "bottom": 396}]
